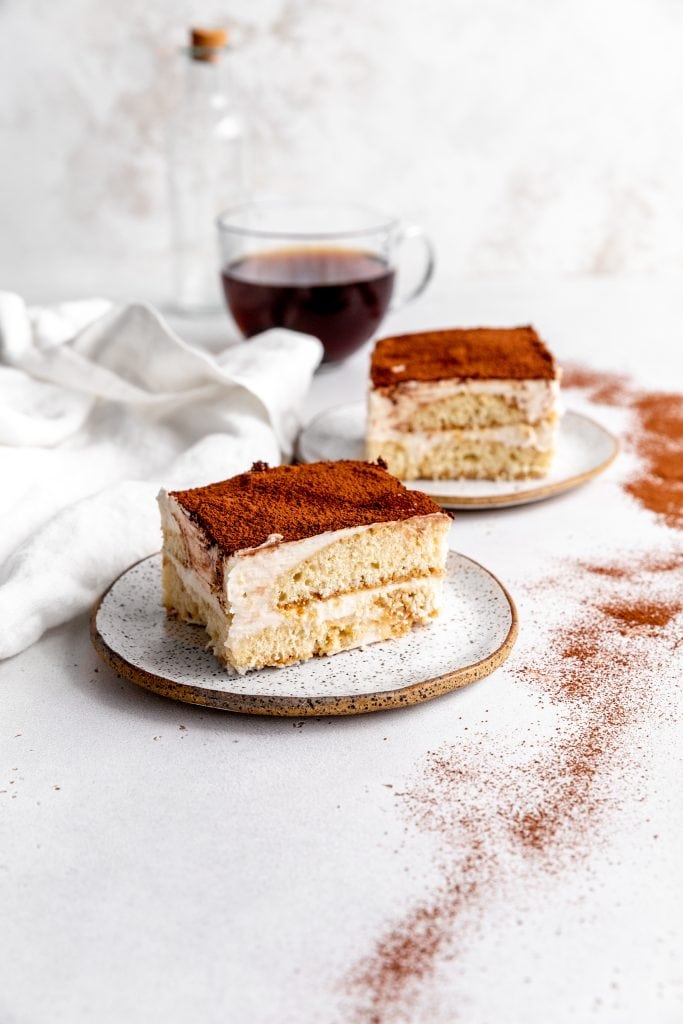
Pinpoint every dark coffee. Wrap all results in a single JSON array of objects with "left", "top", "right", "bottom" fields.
[{"left": 221, "top": 246, "right": 395, "bottom": 361}]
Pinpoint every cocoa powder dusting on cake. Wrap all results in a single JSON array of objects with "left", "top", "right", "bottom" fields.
[
  {"left": 170, "top": 460, "right": 443, "bottom": 554},
  {"left": 342, "top": 367, "right": 682, "bottom": 1023},
  {"left": 370, "top": 326, "right": 557, "bottom": 387}
]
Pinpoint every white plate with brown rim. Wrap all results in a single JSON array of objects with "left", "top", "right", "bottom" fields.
[
  {"left": 91, "top": 550, "right": 517, "bottom": 717},
  {"left": 297, "top": 401, "right": 619, "bottom": 510}
]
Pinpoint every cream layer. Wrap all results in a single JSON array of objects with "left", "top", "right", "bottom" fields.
[
  {"left": 369, "top": 419, "right": 558, "bottom": 456},
  {"left": 158, "top": 491, "right": 449, "bottom": 645},
  {"left": 164, "top": 547, "right": 443, "bottom": 659},
  {"left": 368, "top": 377, "right": 561, "bottom": 432}
]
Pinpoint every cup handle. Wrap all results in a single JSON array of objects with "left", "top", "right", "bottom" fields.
[{"left": 389, "top": 224, "right": 435, "bottom": 312}]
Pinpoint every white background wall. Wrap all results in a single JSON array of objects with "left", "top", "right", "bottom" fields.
[{"left": 2, "top": 0, "right": 683, "bottom": 303}]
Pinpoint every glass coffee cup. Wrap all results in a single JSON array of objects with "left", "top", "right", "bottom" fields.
[{"left": 217, "top": 199, "right": 435, "bottom": 362}]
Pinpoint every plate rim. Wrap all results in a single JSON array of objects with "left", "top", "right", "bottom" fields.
[
  {"left": 90, "top": 551, "right": 518, "bottom": 717},
  {"left": 297, "top": 403, "right": 620, "bottom": 510}
]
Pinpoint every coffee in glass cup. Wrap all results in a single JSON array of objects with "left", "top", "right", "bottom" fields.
[{"left": 217, "top": 200, "right": 434, "bottom": 362}]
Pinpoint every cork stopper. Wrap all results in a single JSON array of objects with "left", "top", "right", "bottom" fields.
[{"left": 190, "top": 27, "right": 228, "bottom": 62}]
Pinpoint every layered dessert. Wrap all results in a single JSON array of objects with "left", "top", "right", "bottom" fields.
[
  {"left": 367, "top": 326, "right": 562, "bottom": 480},
  {"left": 158, "top": 460, "right": 451, "bottom": 674}
]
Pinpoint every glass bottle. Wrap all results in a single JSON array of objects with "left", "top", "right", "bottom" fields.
[{"left": 167, "top": 27, "right": 246, "bottom": 313}]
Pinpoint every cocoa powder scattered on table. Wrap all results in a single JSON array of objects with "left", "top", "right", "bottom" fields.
[
  {"left": 563, "top": 364, "right": 683, "bottom": 529},
  {"left": 342, "top": 366, "right": 682, "bottom": 1024},
  {"left": 580, "top": 552, "right": 682, "bottom": 579},
  {"left": 599, "top": 598, "right": 683, "bottom": 633}
]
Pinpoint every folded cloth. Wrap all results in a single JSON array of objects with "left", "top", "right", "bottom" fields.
[{"left": 0, "top": 293, "right": 322, "bottom": 660}]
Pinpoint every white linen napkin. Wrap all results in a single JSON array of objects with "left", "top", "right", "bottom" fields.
[{"left": 0, "top": 292, "right": 323, "bottom": 660}]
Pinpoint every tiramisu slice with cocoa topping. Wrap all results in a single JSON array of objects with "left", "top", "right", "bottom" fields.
[
  {"left": 158, "top": 460, "right": 451, "bottom": 673},
  {"left": 367, "top": 326, "right": 562, "bottom": 480}
]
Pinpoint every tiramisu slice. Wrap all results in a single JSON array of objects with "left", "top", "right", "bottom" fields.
[
  {"left": 367, "top": 326, "right": 562, "bottom": 480},
  {"left": 158, "top": 460, "right": 451, "bottom": 674}
]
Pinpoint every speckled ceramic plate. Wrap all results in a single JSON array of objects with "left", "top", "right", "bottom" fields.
[
  {"left": 91, "top": 551, "right": 517, "bottom": 716},
  {"left": 297, "top": 403, "right": 619, "bottom": 510}
]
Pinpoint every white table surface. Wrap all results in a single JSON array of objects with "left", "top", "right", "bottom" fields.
[{"left": 2, "top": 278, "right": 682, "bottom": 1024}]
